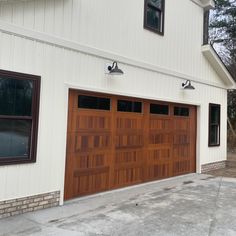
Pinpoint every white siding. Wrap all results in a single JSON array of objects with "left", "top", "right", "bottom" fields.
[
  {"left": 0, "top": 32, "right": 227, "bottom": 201},
  {"left": 0, "top": 0, "right": 226, "bottom": 87}
]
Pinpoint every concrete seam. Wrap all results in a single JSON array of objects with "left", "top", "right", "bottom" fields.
[{"left": 208, "top": 176, "right": 223, "bottom": 236}]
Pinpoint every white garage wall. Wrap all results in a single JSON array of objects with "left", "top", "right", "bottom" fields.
[
  {"left": 0, "top": 31, "right": 227, "bottom": 202},
  {"left": 0, "top": 0, "right": 227, "bottom": 87}
]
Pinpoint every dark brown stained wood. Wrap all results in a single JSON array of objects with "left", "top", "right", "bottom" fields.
[{"left": 64, "top": 90, "right": 196, "bottom": 200}]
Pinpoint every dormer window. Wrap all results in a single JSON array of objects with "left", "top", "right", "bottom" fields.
[{"left": 144, "top": 0, "right": 165, "bottom": 35}]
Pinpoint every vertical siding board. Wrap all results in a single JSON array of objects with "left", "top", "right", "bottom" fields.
[
  {"left": 44, "top": 0, "right": 55, "bottom": 34},
  {"left": 54, "top": 0, "right": 64, "bottom": 37},
  {"left": 23, "top": 1, "right": 35, "bottom": 29},
  {"left": 34, "top": 0, "right": 45, "bottom": 32},
  {"left": 63, "top": 0, "right": 73, "bottom": 39},
  {"left": 12, "top": 2, "right": 24, "bottom": 25}
]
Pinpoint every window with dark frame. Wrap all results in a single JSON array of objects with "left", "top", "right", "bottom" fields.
[
  {"left": 209, "top": 103, "right": 220, "bottom": 147},
  {"left": 144, "top": 0, "right": 165, "bottom": 35},
  {"left": 0, "top": 70, "right": 40, "bottom": 165}
]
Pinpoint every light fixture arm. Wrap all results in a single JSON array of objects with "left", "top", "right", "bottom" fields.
[
  {"left": 107, "top": 61, "right": 124, "bottom": 75},
  {"left": 182, "top": 80, "right": 195, "bottom": 90},
  {"left": 108, "top": 61, "right": 117, "bottom": 71},
  {"left": 182, "top": 80, "right": 190, "bottom": 87}
]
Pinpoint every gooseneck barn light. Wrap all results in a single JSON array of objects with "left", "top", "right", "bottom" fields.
[
  {"left": 182, "top": 80, "right": 195, "bottom": 90},
  {"left": 107, "top": 61, "right": 124, "bottom": 75}
]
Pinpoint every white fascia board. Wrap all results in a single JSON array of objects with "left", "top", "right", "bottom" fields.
[
  {"left": 202, "top": 44, "right": 236, "bottom": 89},
  {"left": 200, "top": 0, "right": 215, "bottom": 10},
  {"left": 191, "top": 0, "right": 215, "bottom": 10}
]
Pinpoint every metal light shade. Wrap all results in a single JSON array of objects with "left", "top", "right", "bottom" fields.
[
  {"left": 182, "top": 80, "right": 195, "bottom": 90},
  {"left": 108, "top": 62, "right": 124, "bottom": 75}
]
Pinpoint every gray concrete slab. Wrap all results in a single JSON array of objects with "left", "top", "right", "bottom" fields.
[{"left": 0, "top": 174, "right": 236, "bottom": 236}]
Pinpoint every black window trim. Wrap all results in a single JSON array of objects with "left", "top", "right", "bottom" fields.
[
  {"left": 208, "top": 103, "right": 221, "bottom": 147},
  {"left": 0, "top": 69, "right": 41, "bottom": 166},
  {"left": 144, "top": 0, "right": 165, "bottom": 35}
]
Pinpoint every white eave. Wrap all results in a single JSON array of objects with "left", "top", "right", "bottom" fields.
[
  {"left": 202, "top": 44, "right": 236, "bottom": 89},
  {"left": 200, "top": 0, "right": 215, "bottom": 10},
  {"left": 191, "top": 0, "right": 215, "bottom": 10}
]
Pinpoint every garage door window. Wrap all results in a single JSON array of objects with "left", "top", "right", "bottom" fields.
[
  {"left": 0, "top": 70, "right": 40, "bottom": 165},
  {"left": 209, "top": 103, "right": 220, "bottom": 146},
  {"left": 150, "top": 104, "right": 169, "bottom": 115},
  {"left": 117, "top": 100, "right": 142, "bottom": 113},
  {"left": 78, "top": 95, "right": 110, "bottom": 110},
  {"left": 174, "top": 107, "right": 189, "bottom": 117}
]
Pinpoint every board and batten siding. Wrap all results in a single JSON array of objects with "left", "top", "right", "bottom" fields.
[
  {"left": 0, "top": 30, "right": 227, "bottom": 202},
  {"left": 0, "top": 0, "right": 226, "bottom": 88}
]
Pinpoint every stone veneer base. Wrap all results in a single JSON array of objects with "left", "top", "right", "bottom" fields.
[
  {"left": 201, "top": 161, "right": 226, "bottom": 173},
  {"left": 0, "top": 191, "right": 60, "bottom": 219}
]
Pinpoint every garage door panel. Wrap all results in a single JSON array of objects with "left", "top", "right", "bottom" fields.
[
  {"left": 147, "top": 163, "right": 171, "bottom": 180},
  {"left": 113, "top": 167, "right": 143, "bottom": 187},
  {"left": 173, "top": 119, "right": 190, "bottom": 131},
  {"left": 149, "top": 132, "right": 172, "bottom": 145},
  {"left": 64, "top": 91, "right": 196, "bottom": 200},
  {"left": 148, "top": 148, "right": 171, "bottom": 162},
  {"left": 74, "top": 133, "right": 112, "bottom": 152},
  {"left": 116, "top": 116, "right": 143, "bottom": 129},
  {"left": 74, "top": 170, "right": 110, "bottom": 196},
  {"left": 173, "top": 160, "right": 191, "bottom": 176},
  {"left": 75, "top": 113, "right": 112, "bottom": 131},
  {"left": 72, "top": 152, "right": 111, "bottom": 169},
  {"left": 115, "top": 149, "right": 142, "bottom": 164},
  {"left": 149, "top": 117, "right": 172, "bottom": 130}
]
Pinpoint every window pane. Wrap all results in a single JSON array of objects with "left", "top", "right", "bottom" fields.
[
  {"left": 0, "top": 119, "right": 31, "bottom": 158},
  {"left": 0, "top": 78, "right": 33, "bottom": 116},
  {"left": 174, "top": 107, "right": 189, "bottom": 117},
  {"left": 147, "top": 7, "right": 161, "bottom": 30},
  {"left": 148, "top": 0, "right": 162, "bottom": 9},
  {"left": 210, "top": 124, "right": 219, "bottom": 145},
  {"left": 210, "top": 106, "right": 220, "bottom": 124},
  {"left": 78, "top": 95, "right": 110, "bottom": 110},
  {"left": 117, "top": 100, "right": 142, "bottom": 113},
  {"left": 150, "top": 104, "right": 169, "bottom": 115}
]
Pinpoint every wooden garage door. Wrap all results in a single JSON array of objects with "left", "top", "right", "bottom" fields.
[{"left": 64, "top": 90, "right": 196, "bottom": 200}]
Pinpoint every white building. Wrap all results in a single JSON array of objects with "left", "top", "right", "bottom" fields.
[{"left": 0, "top": 0, "right": 235, "bottom": 218}]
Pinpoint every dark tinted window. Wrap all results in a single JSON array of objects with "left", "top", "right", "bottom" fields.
[
  {"left": 174, "top": 107, "right": 189, "bottom": 117},
  {"left": 0, "top": 70, "right": 40, "bottom": 165},
  {"left": 150, "top": 104, "right": 168, "bottom": 115},
  {"left": 117, "top": 100, "right": 142, "bottom": 113},
  {"left": 0, "top": 78, "right": 33, "bottom": 116},
  {"left": 0, "top": 119, "right": 31, "bottom": 157},
  {"left": 78, "top": 95, "right": 110, "bottom": 110},
  {"left": 209, "top": 104, "right": 220, "bottom": 146},
  {"left": 144, "top": 0, "right": 164, "bottom": 34}
]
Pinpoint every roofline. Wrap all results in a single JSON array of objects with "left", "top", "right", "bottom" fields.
[
  {"left": 191, "top": 0, "right": 215, "bottom": 10},
  {"left": 202, "top": 44, "right": 236, "bottom": 89}
]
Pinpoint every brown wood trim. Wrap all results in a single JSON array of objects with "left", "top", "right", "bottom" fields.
[
  {"left": 208, "top": 103, "right": 221, "bottom": 147},
  {"left": 74, "top": 167, "right": 110, "bottom": 177},
  {"left": 0, "top": 69, "right": 41, "bottom": 165}
]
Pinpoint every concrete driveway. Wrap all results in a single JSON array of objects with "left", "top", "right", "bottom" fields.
[{"left": 0, "top": 174, "right": 236, "bottom": 236}]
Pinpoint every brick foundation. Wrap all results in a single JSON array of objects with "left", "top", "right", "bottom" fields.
[
  {"left": 201, "top": 161, "right": 226, "bottom": 173},
  {"left": 0, "top": 191, "right": 60, "bottom": 219}
]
